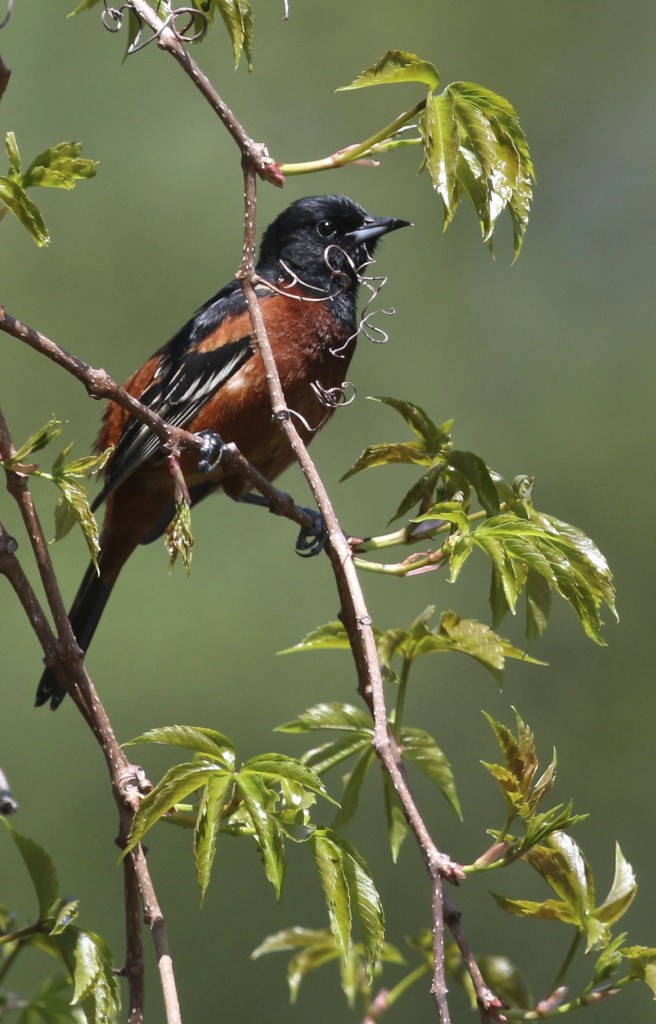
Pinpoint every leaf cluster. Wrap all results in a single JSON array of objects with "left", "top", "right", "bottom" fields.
[
  {"left": 0, "top": 133, "right": 97, "bottom": 247},
  {"left": 346, "top": 397, "right": 616, "bottom": 645},
  {"left": 1, "top": 821, "right": 120, "bottom": 1024},
  {"left": 123, "top": 725, "right": 384, "bottom": 969},
  {"left": 339, "top": 51, "right": 534, "bottom": 257},
  {"left": 1, "top": 420, "right": 112, "bottom": 569}
]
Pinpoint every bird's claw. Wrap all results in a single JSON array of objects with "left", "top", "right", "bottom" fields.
[
  {"left": 296, "top": 508, "right": 328, "bottom": 557},
  {"left": 197, "top": 430, "right": 226, "bottom": 473}
]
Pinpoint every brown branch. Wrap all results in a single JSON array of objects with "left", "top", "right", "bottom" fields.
[
  {"left": 236, "top": 160, "right": 464, "bottom": 1023},
  {"left": 125, "top": 0, "right": 283, "bottom": 187},
  {"left": 0, "top": 407, "right": 179, "bottom": 1024}
]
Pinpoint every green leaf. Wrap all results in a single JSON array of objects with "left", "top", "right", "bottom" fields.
[
  {"left": 301, "top": 734, "right": 372, "bottom": 776},
  {"left": 338, "top": 50, "right": 440, "bottom": 92},
  {"left": 194, "top": 772, "right": 233, "bottom": 904},
  {"left": 595, "top": 844, "right": 637, "bottom": 926},
  {"left": 49, "top": 897, "right": 80, "bottom": 935},
  {"left": 331, "top": 747, "right": 375, "bottom": 830},
  {"left": 420, "top": 92, "right": 459, "bottom": 224},
  {"left": 402, "top": 727, "right": 461, "bottom": 818},
  {"left": 370, "top": 397, "right": 450, "bottom": 453},
  {"left": 0, "top": 419, "right": 63, "bottom": 469},
  {"left": 278, "top": 621, "right": 353, "bottom": 654},
  {"left": 0, "top": 175, "right": 49, "bottom": 245},
  {"left": 252, "top": 927, "right": 342, "bottom": 1004},
  {"left": 212, "top": 0, "right": 254, "bottom": 69},
  {"left": 165, "top": 499, "right": 194, "bottom": 573},
  {"left": 525, "top": 568, "right": 551, "bottom": 642},
  {"left": 70, "top": 930, "right": 120, "bottom": 1022},
  {"left": 234, "top": 772, "right": 285, "bottom": 897},
  {"left": 23, "top": 142, "right": 98, "bottom": 190},
  {"left": 448, "top": 450, "right": 500, "bottom": 517},
  {"left": 126, "top": 761, "right": 225, "bottom": 851},
  {"left": 68, "top": 0, "right": 102, "bottom": 13},
  {"left": 525, "top": 833, "right": 597, "bottom": 935},
  {"left": 242, "top": 753, "right": 336, "bottom": 804},
  {"left": 2, "top": 820, "right": 60, "bottom": 920},
  {"left": 491, "top": 893, "right": 579, "bottom": 924},
  {"left": 415, "top": 611, "right": 541, "bottom": 685},
  {"left": 6, "top": 131, "right": 21, "bottom": 175},
  {"left": 277, "top": 702, "right": 372, "bottom": 733},
  {"left": 125, "top": 724, "right": 236, "bottom": 765},
  {"left": 622, "top": 945, "right": 656, "bottom": 998},
  {"left": 382, "top": 771, "right": 408, "bottom": 862},
  {"left": 312, "top": 830, "right": 384, "bottom": 972}
]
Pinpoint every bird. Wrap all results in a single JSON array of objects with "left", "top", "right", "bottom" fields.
[{"left": 36, "top": 194, "right": 410, "bottom": 709}]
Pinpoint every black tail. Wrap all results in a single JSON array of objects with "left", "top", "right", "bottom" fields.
[{"left": 35, "top": 563, "right": 116, "bottom": 710}]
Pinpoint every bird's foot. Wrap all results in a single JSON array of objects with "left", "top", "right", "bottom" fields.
[
  {"left": 296, "top": 508, "right": 328, "bottom": 558},
  {"left": 197, "top": 430, "right": 226, "bottom": 473}
]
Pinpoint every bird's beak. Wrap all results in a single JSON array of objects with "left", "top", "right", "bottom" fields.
[{"left": 347, "top": 216, "right": 412, "bottom": 244}]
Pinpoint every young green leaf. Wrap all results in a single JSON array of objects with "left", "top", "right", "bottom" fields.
[
  {"left": 0, "top": 176, "right": 49, "bottom": 245},
  {"left": 401, "top": 727, "right": 461, "bottom": 818},
  {"left": 0, "top": 418, "right": 63, "bottom": 469},
  {"left": 126, "top": 761, "right": 225, "bottom": 851},
  {"left": 278, "top": 621, "right": 354, "bottom": 654},
  {"left": 234, "top": 771, "right": 285, "bottom": 897},
  {"left": 338, "top": 50, "right": 440, "bottom": 92},
  {"left": 312, "top": 829, "right": 384, "bottom": 972},
  {"left": 125, "top": 723, "right": 236, "bottom": 764},
  {"left": 194, "top": 773, "right": 233, "bottom": 903},
  {"left": 2, "top": 820, "right": 59, "bottom": 920},
  {"left": 595, "top": 844, "right": 637, "bottom": 926},
  {"left": 165, "top": 499, "right": 194, "bottom": 574},
  {"left": 382, "top": 771, "right": 408, "bottom": 862},
  {"left": 242, "top": 753, "right": 336, "bottom": 805},
  {"left": 420, "top": 92, "right": 459, "bottom": 225},
  {"left": 22, "top": 142, "right": 98, "bottom": 190},
  {"left": 277, "top": 702, "right": 373, "bottom": 734},
  {"left": 211, "top": 0, "right": 254, "bottom": 69}
]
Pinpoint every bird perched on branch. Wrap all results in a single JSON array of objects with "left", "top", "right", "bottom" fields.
[{"left": 36, "top": 194, "right": 410, "bottom": 709}]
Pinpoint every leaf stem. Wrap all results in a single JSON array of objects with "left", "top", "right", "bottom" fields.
[
  {"left": 384, "top": 961, "right": 432, "bottom": 1009},
  {"left": 551, "top": 930, "right": 582, "bottom": 992},
  {"left": 279, "top": 99, "right": 426, "bottom": 176}
]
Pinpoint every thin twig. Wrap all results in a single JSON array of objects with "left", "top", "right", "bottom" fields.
[{"left": 126, "top": 0, "right": 283, "bottom": 187}]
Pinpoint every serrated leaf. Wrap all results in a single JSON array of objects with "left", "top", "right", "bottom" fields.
[
  {"left": 70, "top": 930, "right": 120, "bottom": 1021},
  {"left": 235, "top": 772, "right": 285, "bottom": 897},
  {"left": 213, "top": 0, "right": 254, "bottom": 69},
  {"left": 370, "top": 397, "right": 449, "bottom": 452},
  {"left": 278, "top": 621, "right": 353, "bottom": 654},
  {"left": 448, "top": 450, "right": 500, "bottom": 517},
  {"left": 341, "top": 440, "right": 433, "bottom": 481},
  {"left": 312, "top": 830, "right": 383, "bottom": 972},
  {"left": 622, "top": 945, "right": 656, "bottom": 997},
  {"left": 126, "top": 761, "right": 225, "bottom": 851},
  {"left": 277, "top": 702, "right": 373, "bottom": 734},
  {"left": 312, "top": 831, "right": 351, "bottom": 960},
  {"left": 252, "top": 928, "right": 343, "bottom": 1004},
  {"left": 525, "top": 568, "right": 551, "bottom": 642},
  {"left": 301, "top": 734, "right": 372, "bottom": 776},
  {"left": 125, "top": 724, "right": 236, "bottom": 765},
  {"left": 421, "top": 92, "right": 459, "bottom": 224},
  {"left": 242, "top": 753, "right": 336, "bottom": 804},
  {"left": 388, "top": 464, "right": 445, "bottom": 522},
  {"left": 0, "top": 419, "right": 63, "bottom": 469},
  {"left": 338, "top": 50, "right": 440, "bottom": 92},
  {"left": 23, "top": 142, "right": 98, "bottom": 190},
  {"left": 2, "top": 820, "right": 60, "bottom": 920},
  {"left": 491, "top": 892, "right": 579, "bottom": 924},
  {"left": 382, "top": 771, "right": 408, "bottom": 862},
  {"left": 49, "top": 897, "right": 79, "bottom": 935},
  {"left": 402, "top": 727, "right": 461, "bottom": 817},
  {"left": 165, "top": 499, "right": 194, "bottom": 574},
  {"left": 415, "top": 611, "right": 540, "bottom": 685},
  {"left": 526, "top": 832, "right": 594, "bottom": 929},
  {"left": 331, "top": 747, "right": 375, "bottom": 830},
  {"left": 194, "top": 772, "right": 233, "bottom": 903},
  {"left": 0, "top": 175, "right": 49, "bottom": 245}
]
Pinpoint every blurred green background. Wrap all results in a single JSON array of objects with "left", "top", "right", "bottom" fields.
[{"left": 2, "top": 1, "right": 655, "bottom": 1020}]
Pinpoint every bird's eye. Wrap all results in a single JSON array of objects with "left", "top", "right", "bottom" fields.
[{"left": 316, "top": 219, "right": 336, "bottom": 239}]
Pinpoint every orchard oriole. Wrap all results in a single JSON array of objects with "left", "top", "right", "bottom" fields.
[{"left": 36, "top": 194, "right": 410, "bottom": 709}]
